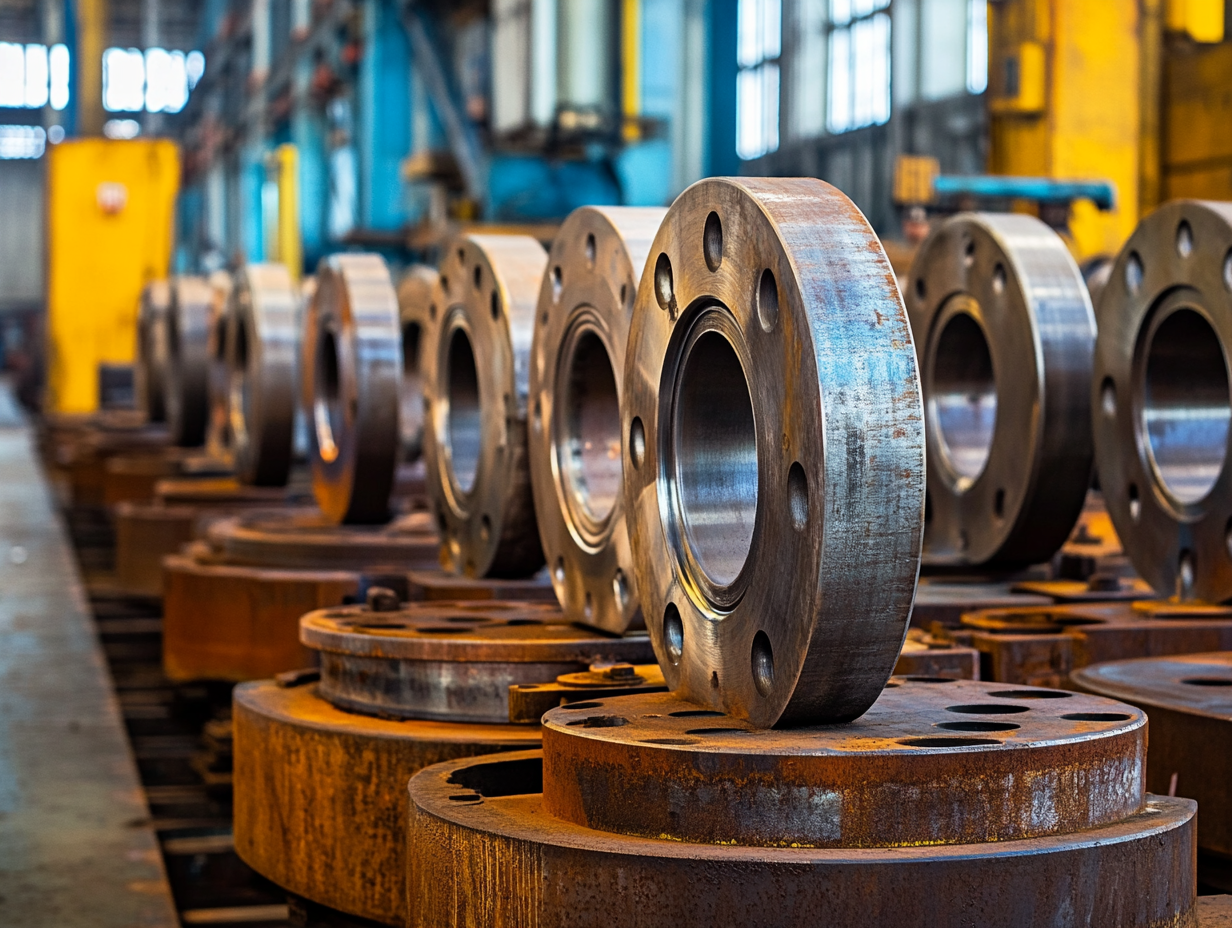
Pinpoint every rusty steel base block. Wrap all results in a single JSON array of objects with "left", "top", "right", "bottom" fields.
[
  {"left": 1076, "top": 653, "right": 1232, "bottom": 872},
  {"left": 958, "top": 601, "right": 1232, "bottom": 687},
  {"left": 234, "top": 600, "right": 654, "bottom": 926},
  {"left": 408, "top": 679, "right": 1197, "bottom": 928}
]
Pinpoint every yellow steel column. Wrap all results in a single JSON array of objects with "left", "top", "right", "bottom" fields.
[
  {"left": 276, "top": 144, "right": 302, "bottom": 282},
  {"left": 988, "top": 0, "right": 1142, "bottom": 259},
  {"left": 77, "top": 0, "right": 107, "bottom": 137},
  {"left": 622, "top": 0, "right": 641, "bottom": 141}
]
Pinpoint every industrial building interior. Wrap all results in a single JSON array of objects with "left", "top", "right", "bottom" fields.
[{"left": 5, "top": 0, "right": 1232, "bottom": 925}]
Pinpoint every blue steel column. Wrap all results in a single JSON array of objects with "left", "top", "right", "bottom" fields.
[
  {"left": 706, "top": 0, "right": 739, "bottom": 177},
  {"left": 358, "top": 0, "right": 411, "bottom": 232}
]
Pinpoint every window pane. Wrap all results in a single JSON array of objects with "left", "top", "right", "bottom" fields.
[
  {"left": 967, "top": 0, "right": 988, "bottom": 93},
  {"left": 0, "top": 44, "right": 25, "bottom": 109},
  {"left": 24, "top": 45, "right": 48, "bottom": 109},
  {"left": 0, "top": 125, "right": 45, "bottom": 159},
  {"left": 827, "top": 26, "right": 851, "bottom": 132},
  {"left": 49, "top": 44, "right": 69, "bottom": 110},
  {"left": 761, "top": 61, "right": 780, "bottom": 154},
  {"left": 738, "top": 0, "right": 761, "bottom": 67},
  {"left": 104, "top": 48, "right": 145, "bottom": 112},
  {"left": 737, "top": 65, "right": 763, "bottom": 158},
  {"left": 790, "top": 0, "right": 827, "bottom": 140},
  {"left": 186, "top": 50, "right": 205, "bottom": 90},
  {"left": 830, "top": 0, "right": 852, "bottom": 27},
  {"left": 762, "top": 0, "right": 782, "bottom": 61}
]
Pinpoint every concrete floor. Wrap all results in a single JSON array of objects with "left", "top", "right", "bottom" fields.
[{"left": 0, "top": 391, "right": 176, "bottom": 927}]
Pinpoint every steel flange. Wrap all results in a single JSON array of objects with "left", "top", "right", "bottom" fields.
[
  {"left": 228, "top": 263, "right": 299, "bottom": 486},
  {"left": 303, "top": 254, "right": 401, "bottom": 524},
  {"left": 135, "top": 279, "right": 171, "bottom": 423},
  {"left": 397, "top": 264, "right": 438, "bottom": 462},
  {"left": 1093, "top": 200, "right": 1232, "bottom": 602},
  {"left": 530, "top": 206, "right": 666, "bottom": 633},
  {"left": 424, "top": 235, "right": 548, "bottom": 578},
  {"left": 907, "top": 213, "right": 1096, "bottom": 566},
  {"left": 622, "top": 177, "right": 924, "bottom": 727},
  {"left": 164, "top": 275, "right": 213, "bottom": 447},
  {"left": 205, "top": 270, "right": 234, "bottom": 458}
]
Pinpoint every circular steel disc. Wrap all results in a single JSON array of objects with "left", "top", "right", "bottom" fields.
[
  {"left": 204, "top": 270, "right": 234, "bottom": 458},
  {"left": 164, "top": 275, "right": 213, "bottom": 448},
  {"left": 423, "top": 234, "right": 548, "bottom": 578},
  {"left": 302, "top": 254, "right": 401, "bottom": 524},
  {"left": 228, "top": 263, "right": 298, "bottom": 487},
  {"left": 906, "top": 213, "right": 1095, "bottom": 566},
  {"left": 135, "top": 280, "right": 171, "bottom": 423},
  {"left": 397, "top": 265, "right": 438, "bottom": 462},
  {"left": 622, "top": 177, "right": 924, "bottom": 727},
  {"left": 530, "top": 206, "right": 666, "bottom": 632},
  {"left": 1093, "top": 200, "right": 1232, "bottom": 601}
]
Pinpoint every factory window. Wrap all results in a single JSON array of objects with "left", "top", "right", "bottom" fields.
[
  {"left": 103, "top": 47, "right": 204, "bottom": 114},
  {"left": 966, "top": 0, "right": 987, "bottom": 93},
  {"left": 737, "top": 0, "right": 782, "bottom": 160},
  {"left": 0, "top": 43, "right": 70, "bottom": 111},
  {"left": 827, "top": 0, "right": 891, "bottom": 134},
  {"left": 0, "top": 125, "right": 45, "bottom": 159}
]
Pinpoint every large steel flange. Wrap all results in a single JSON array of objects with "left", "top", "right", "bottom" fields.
[
  {"left": 530, "top": 206, "right": 666, "bottom": 632},
  {"left": 135, "top": 279, "right": 171, "bottom": 423},
  {"left": 908, "top": 214, "right": 1096, "bottom": 566},
  {"left": 301, "top": 600, "right": 653, "bottom": 723},
  {"left": 302, "top": 254, "right": 401, "bottom": 524},
  {"left": 228, "top": 263, "right": 299, "bottom": 486},
  {"left": 397, "top": 264, "right": 438, "bottom": 461},
  {"left": 205, "top": 270, "right": 234, "bottom": 458},
  {"left": 1094, "top": 200, "right": 1232, "bottom": 602},
  {"left": 164, "top": 275, "right": 213, "bottom": 447},
  {"left": 622, "top": 177, "right": 924, "bottom": 726},
  {"left": 424, "top": 235, "right": 548, "bottom": 578}
]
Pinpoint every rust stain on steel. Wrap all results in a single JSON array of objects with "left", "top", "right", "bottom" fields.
[
  {"left": 407, "top": 750, "right": 1198, "bottom": 928},
  {"left": 541, "top": 682, "right": 1145, "bottom": 849},
  {"left": 161, "top": 547, "right": 357, "bottom": 682},
  {"left": 233, "top": 680, "right": 539, "bottom": 926}
]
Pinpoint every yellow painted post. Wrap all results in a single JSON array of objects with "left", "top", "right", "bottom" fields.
[
  {"left": 988, "top": 0, "right": 1143, "bottom": 259},
  {"left": 276, "top": 144, "right": 302, "bottom": 281},
  {"left": 622, "top": 0, "right": 641, "bottom": 141},
  {"left": 45, "top": 140, "right": 180, "bottom": 413},
  {"left": 1167, "top": 0, "right": 1224, "bottom": 42},
  {"left": 76, "top": 0, "right": 107, "bottom": 137}
]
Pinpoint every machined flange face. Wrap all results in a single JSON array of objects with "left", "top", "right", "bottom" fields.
[
  {"left": 540, "top": 680, "right": 1144, "bottom": 848},
  {"left": 424, "top": 235, "right": 548, "bottom": 578},
  {"left": 907, "top": 213, "right": 1096, "bottom": 567},
  {"left": 301, "top": 601, "right": 654, "bottom": 723},
  {"left": 1094, "top": 200, "right": 1232, "bottom": 602},
  {"left": 397, "top": 265, "right": 438, "bottom": 462},
  {"left": 622, "top": 177, "right": 924, "bottom": 727},
  {"left": 302, "top": 254, "right": 401, "bottom": 524},
  {"left": 206, "top": 509, "right": 439, "bottom": 571},
  {"left": 228, "top": 263, "right": 299, "bottom": 486},
  {"left": 530, "top": 206, "right": 666, "bottom": 633},
  {"left": 164, "top": 275, "right": 213, "bottom": 448},
  {"left": 135, "top": 279, "right": 171, "bottom": 423}
]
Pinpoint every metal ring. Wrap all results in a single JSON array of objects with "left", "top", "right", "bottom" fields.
[
  {"left": 1093, "top": 200, "right": 1232, "bottom": 601},
  {"left": 164, "top": 276, "right": 213, "bottom": 448},
  {"left": 424, "top": 235, "right": 548, "bottom": 578},
  {"left": 907, "top": 213, "right": 1096, "bottom": 566},
  {"left": 228, "top": 264, "right": 298, "bottom": 487},
  {"left": 204, "top": 270, "right": 234, "bottom": 459},
  {"left": 622, "top": 177, "right": 924, "bottom": 727},
  {"left": 135, "top": 280, "right": 170, "bottom": 423},
  {"left": 397, "top": 265, "right": 438, "bottom": 462},
  {"left": 302, "top": 254, "right": 401, "bottom": 524},
  {"left": 530, "top": 206, "right": 666, "bottom": 632}
]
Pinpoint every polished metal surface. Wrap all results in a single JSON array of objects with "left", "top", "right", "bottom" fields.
[
  {"left": 622, "top": 177, "right": 924, "bottom": 726},
  {"left": 907, "top": 213, "right": 1096, "bottom": 567},
  {"left": 227, "top": 263, "right": 299, "bottom": 487},
  {"left": 135, "top": 279, "right": 171, "bottom": 424},
  {"left": 164, "top": 275, "right": 213, "bottom": 448},
  {"left": 302, "top": 253, "right": 401, "bottom": 524},
  {"left": 301, "top": 600, "right": 653, "bottom": 723},
  {"left": 1094, "top": 200, "right": 1232, "bottom": 602},
  {"left": 423, "top": 234, "right": 548, "bottom": 578},
  {"left": 397, "top": 264, "right": 438, "bottom": 462},
  {"left": 204, "top": 269, "right": 234, "bottom": 460},
  {"left": 530, "top": 206, "right": 666, "bottom": 633}
]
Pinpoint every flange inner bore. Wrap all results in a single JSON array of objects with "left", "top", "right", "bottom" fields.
[
  {"left": 929, "top": 301, "right": 997, "bottom": 491},
  {"left": 663, "top": 305, "right": 759, "bottom": 606},
  {"left": 313, "top": 325, "right": 343, "bottom": 464},
  {"left": 554, "top": 314, "right": 622, "bottom": 546},
  {"left": 1140, "top": 306, "right": 1231, "bottom": 506},
  {"left": 445, "top": 323, "right": 482, "bottom": 498}
]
